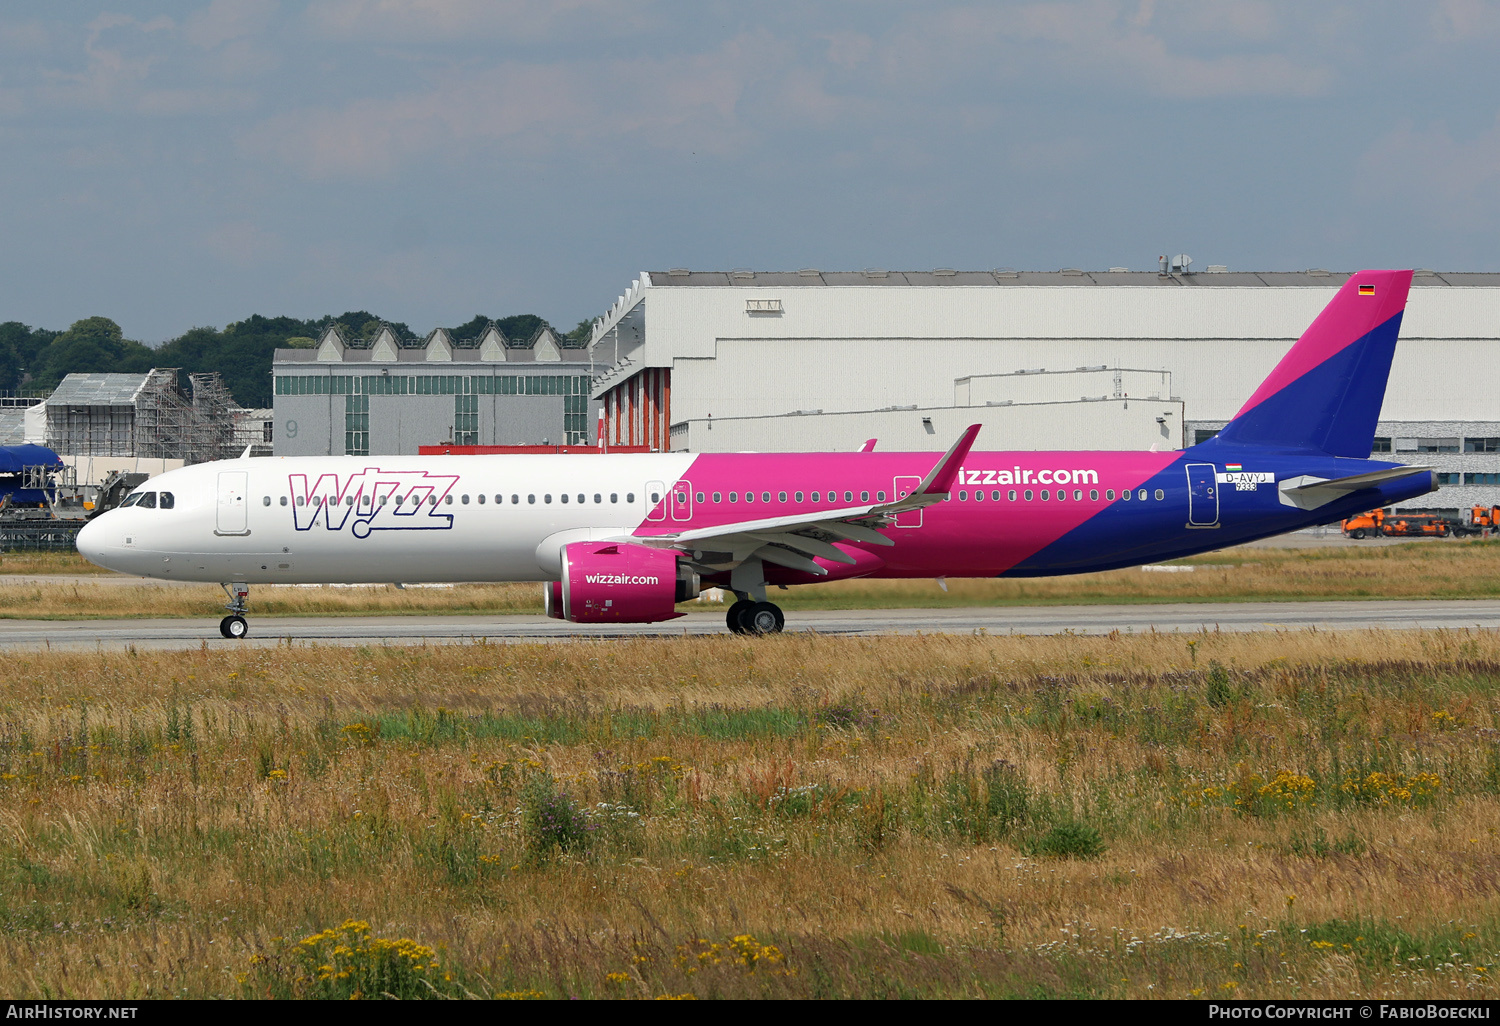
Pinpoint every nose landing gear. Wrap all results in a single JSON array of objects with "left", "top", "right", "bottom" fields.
[{"left": 219, "top": 582, "right": 250, "bottom": 639}]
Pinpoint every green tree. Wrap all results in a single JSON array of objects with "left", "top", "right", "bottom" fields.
[
  {"left": 496, "top": 314, "right": 546, "bottom": 345},
  {"left": 35, "top": 317, "right": 154, "bottom": 387}
]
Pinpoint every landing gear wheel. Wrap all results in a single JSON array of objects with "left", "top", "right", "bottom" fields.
[
  {"left": 220, "top": 615, "right": 248, "bottom": 639},
  {"left": 726, "top": 600, "right": 754, "bottom": 634},
  {"left": 745, "top": 601, "right": 784, "bottom": 635}
]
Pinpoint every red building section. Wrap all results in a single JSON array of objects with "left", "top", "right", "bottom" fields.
[{"left": 599, "top": 367, "right": 671, "bottom": 452}]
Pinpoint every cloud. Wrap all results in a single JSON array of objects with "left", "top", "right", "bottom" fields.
[
  {"left": 303, "top": 0, "right": 637, "bottom": 43},
  {"left": 184, "top": 0, "right": 279, "bottom": 50},
  {"left": 240, "top": 31, "right": 795, "bottom": 177},
  {"left": 202, "top": 219, "right": 283, "bottom": 267},
  {"left": 1357, "top": 113, "right": 1500, "bottom": 228},
  {"left": 891, "top": 1, "right": 1331, "bottom": 99}
]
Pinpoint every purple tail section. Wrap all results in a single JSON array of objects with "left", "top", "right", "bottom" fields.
[{"left": 1208, "top": 270, "right": 1412, "bottom": 457}]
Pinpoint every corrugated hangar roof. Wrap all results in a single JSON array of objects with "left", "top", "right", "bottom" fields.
[
  {"left": 45, "top": 373, "right": 151, "bottom": 406},
  {"left": 647, "top": 269, "right": 1500, "bottom": 288}
]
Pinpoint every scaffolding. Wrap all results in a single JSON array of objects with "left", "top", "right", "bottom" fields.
[{"left": 47, "top": 369, "right": 240, "bottom": 463}]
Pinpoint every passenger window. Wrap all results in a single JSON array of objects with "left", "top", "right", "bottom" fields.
[
  {"left": 860, "top": 490, "right": 869, "bottom": 502},
  {"left": 975, "top": 490, "right": 984, "bottom": 502},
  {"left": 1074, "top": 490, "right": 1082, "bottom": 501},
  {"left": 1057, "top": 490, "right": 1065, "bottom": 501},
  {"left": 544, "top": 494, "right": 552, "bottom": 504},
  {"left": 1139, "top": 489, "right": 1148, "bottom": 501},
  {"left": 1155, "top": 489, "right": 1165, "bottom": 501},
  {"left": 528, "top": 494, "right": 536, "bottom": 504},
  {"left": 361, "top": 495, "right": 371, "bottom": 506},
  {"left": 138, "top": 492, "right": 157, "bottom": 509},
  {"left": 843, "top": 491, "right": 853, "bottom": 503},
  {"left": 578, "top": 494, "right": 584, "bottom": 504},
  {"left": 713, "top": 492, "right": 722, "bottom": 503},
  {"left": 610, "top": 493, "right": 618, "bottom": 503},
  {"left": 478, "top": 494, "right": 485, "bottom": 504},
  {"left": 561, "top": 494, "right": 569, "bottom": 503},
  {"left": 461, "top": 494, "right": 469, "bottom": 504},
  {"left": 878, "top": 491, "right": 887, "bottom": 502},
  {"left": 626, "top": 492, "right": 635, "bottom": 503},
  {"left": 1090, "top": 489, "right": 1099, "bottom": 501},
  {"left": 343, "top": 496, "right": 352, "bottom": 506},
  {"left": 1007, "top": 490, "right": 1016, "bottom": 501},
  {"left": 295, "top": 496, "right": 305, "bottom": 507},
  {"left": 262, "top": 496, "right": 270, "bottom": 507},
  {"left": 811, "top": 492, "right": 820, "bottom": 502},
  {"left": 795, "top": 491, "right": 804, "bottom": 502},
  {"left": 729, "top": 492, "right": 738, "bottom": 502},
  {"left": 1122, "top": 490, "right": 1131, "bottom": 501},
  {"left": 991, "top": 490, "right": 1001, "bottom": 501},
  {"left": 651, "top": 492, "right": 660, "bottom": 504},
  {"left": 281, "top": 496, "right": 288, "bottom": 506},
  {"left": 1023, "top": 490, "right": 1032, "bottom": 501},
  {"left": 512, "top": 495, "right": 519, "bottom": 504},
  {"left": 1039, "top": 490, "right": 1049, "bottom": 501},
  {"left": 1106, "top": 490, "right": 1114, "bottom": 500},
  {"left": 959, "top": 490, "right": 967, "bottom": 501},
  {"left": 595, "top": 494, "right": 602, "bottom": 504},
  {"left": 441, "top": 495, "right": 450, "bottom": 505},
  {"left": 745, "top": 492, "right": 754, "bottom": 503},
  {"left": 762, "top": 492, "right": 771, "bottom": 502},
  {"left": 778, "top": 491, "right": 787, "bottom": 502}
]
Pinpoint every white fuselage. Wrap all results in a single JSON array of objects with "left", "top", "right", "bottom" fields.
[{"left": 76, "top": 454, "right": 695, "bottom": 584}]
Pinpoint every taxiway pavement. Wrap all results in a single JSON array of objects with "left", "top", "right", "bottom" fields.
[{"left": 4, "top": 599, "right": 1500, "bottom": 651}]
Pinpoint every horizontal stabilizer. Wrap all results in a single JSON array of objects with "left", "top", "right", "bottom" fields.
[{"left": 1278, "top": 465, "right": 1435, "bottom": 510}]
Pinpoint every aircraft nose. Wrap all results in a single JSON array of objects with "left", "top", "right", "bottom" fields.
[{"left": 75, "top": 517, "right": 111, "bottom": 569}]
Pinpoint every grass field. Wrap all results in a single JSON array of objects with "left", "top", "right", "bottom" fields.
[
  {"left": 6, "top": 538, "right": 1500, "bottom": 620},
  {"left": 6, "top": 629, "right": 1500, "bottom": 998}
]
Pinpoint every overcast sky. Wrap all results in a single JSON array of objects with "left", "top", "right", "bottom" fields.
[{"left": 2, "top": 0, "right": 1497, "bottom": 342}]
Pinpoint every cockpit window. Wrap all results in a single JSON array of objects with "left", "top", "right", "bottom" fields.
[
  {"left": 120, "top": 493, "right": 142, "bottom": 507},
  {"left": 136, "top": 492, "right": 157, "bottom": 509},
  {"left": 159, "top": 492, "right": 174, "bottom": 509}
]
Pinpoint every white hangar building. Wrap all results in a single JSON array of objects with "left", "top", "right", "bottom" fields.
[{"left": 587, "top": 268, "right": 1500, "bottom": 511}]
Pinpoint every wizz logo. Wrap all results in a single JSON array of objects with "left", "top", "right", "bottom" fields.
[{"left": 289, "top": 469, "right": 460, "bottom": 538}]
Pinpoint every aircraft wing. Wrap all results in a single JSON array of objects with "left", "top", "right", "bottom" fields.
[{"left": 621, "top": 424, "right": 980, "bottom": 576}]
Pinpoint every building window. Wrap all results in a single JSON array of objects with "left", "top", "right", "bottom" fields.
[
  {"left": 455, "top": 394, "right": 478, "bottom": 445},
  {"left": 345, "top": 394, "right": 369, "bottom": 455},
  {"left": 1418, "top": 438, "right": 1460, "bottom": 453},
  {"left": 1465, "top": 473, "right": 1500, "bottom": 485},
  {"left": 1371, "top": 437, "right": 1392, "bottom": 453},
  {"left": 1437, "top": 473, "right": 1461, "bottom": 485},
  {"left": 1195, "top": 429, "right": 1220, "bottom": 444},
  {"left": 1467, "top": 437, "right": 1500, "bottom": 453}
]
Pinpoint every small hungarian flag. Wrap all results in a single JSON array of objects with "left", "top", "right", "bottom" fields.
[
  {"left": 1226, "top": 463, "right": 1242, "bottom": 471},
  {"left": 1359, "top": 284, "right": 1375, "bottom": 296}
]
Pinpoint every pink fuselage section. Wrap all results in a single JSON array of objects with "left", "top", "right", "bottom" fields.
[{"left": 631, "top": 449, "right": 1183, "bottom": 582}]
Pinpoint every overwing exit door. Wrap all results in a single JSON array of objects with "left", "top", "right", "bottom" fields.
[
  {"left": 893, "top": 476, "right": 922, "bottom": 527},
  {"left": 671, "top": 480, "right": 693, "bottom": 521}
]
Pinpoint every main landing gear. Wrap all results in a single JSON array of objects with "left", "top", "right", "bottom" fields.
[
  {"left": 726, "top": 599, "right": 785, "bottom": 635},
  {"left": 219, "top": 582, "right": 250, "bottom": 639}
]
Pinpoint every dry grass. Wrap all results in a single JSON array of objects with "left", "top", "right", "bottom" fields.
[
  {"left": 7, "top": 538, "right": 1500, "bottom": 620},
  {"left": 6, "top": 629, "right": 1500, "bottom": 998},
  {"left": 0, "top": 581, "right": 542, "bottom": 619},
  {"left": 0, "top": 551, "right": 111, "bottom": 575}
]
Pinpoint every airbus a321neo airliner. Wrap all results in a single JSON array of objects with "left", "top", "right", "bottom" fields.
[{"left": 77, "top": 270, "right": 1436, "bottom": 639}]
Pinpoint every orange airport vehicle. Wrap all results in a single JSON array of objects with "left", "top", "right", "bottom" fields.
[{"left": 1341, "top": 507, "right": 1496, "bottom": 538}]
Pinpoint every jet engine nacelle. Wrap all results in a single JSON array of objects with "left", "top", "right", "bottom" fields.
[{"left": 557, "top": 542, "right": 690, "bottom": 623}]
